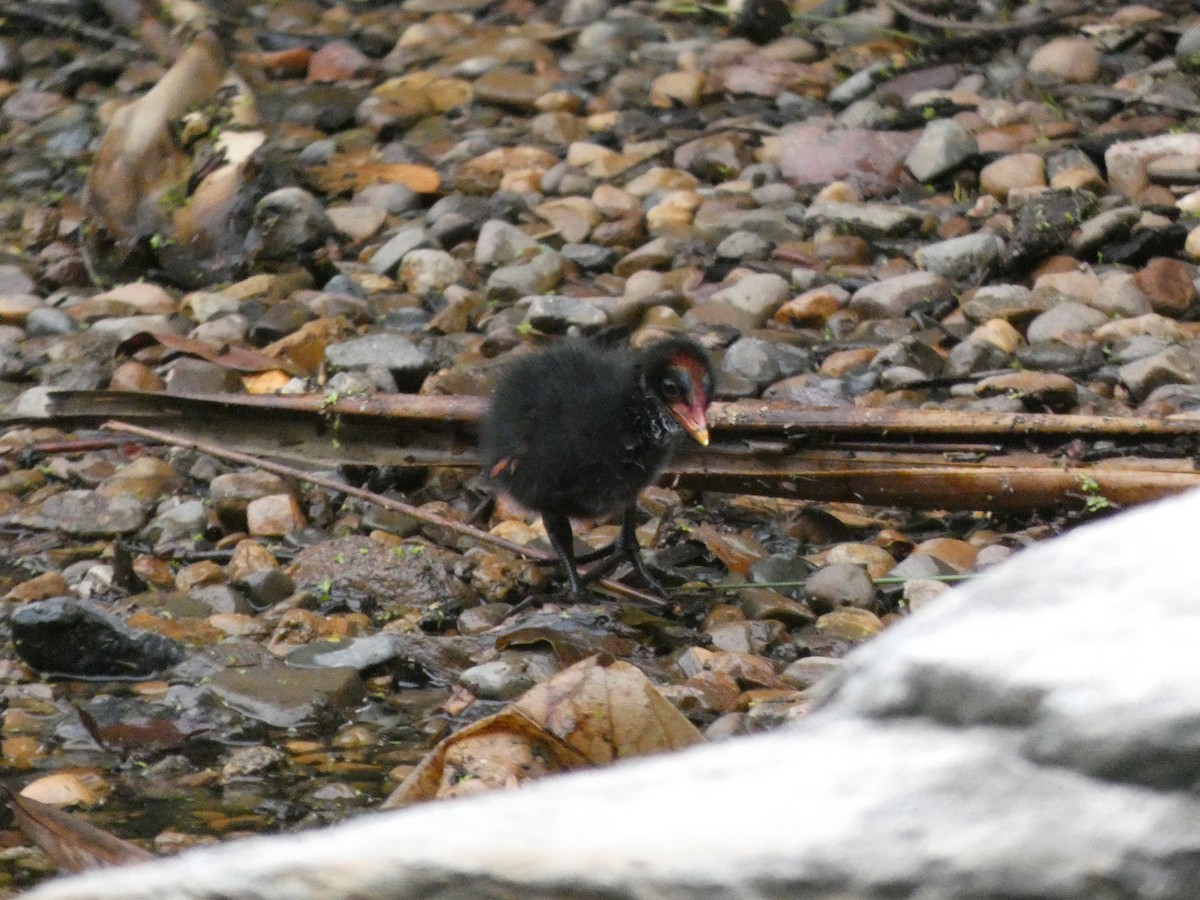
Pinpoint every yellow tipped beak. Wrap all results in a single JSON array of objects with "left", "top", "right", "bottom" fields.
[{"left": 671, "top": 404, "right": 710, "bottom": 446}]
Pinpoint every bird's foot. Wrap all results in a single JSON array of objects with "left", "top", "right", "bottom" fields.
[
  {"left": 626, "top": 551, "right": 669, "bottom": 598},
  {"left": 579, "top": 548, "right": 670, "bottom": 598}
]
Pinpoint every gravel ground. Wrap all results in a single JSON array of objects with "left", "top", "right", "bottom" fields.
[{"left": 2, "top": 0, "right": 1200, "bottom": 893}]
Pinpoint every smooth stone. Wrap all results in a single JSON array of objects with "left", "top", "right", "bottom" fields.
[
  {"left": 914, "top": 233, "right": 1002, "bottom": 281},
  {"left": 369, "top": 226, "right": 432, "bottom": 275},
  {"left": 252, "top": 188, "right": 333, "bottom": 257},
  {"left": 475, "top": 220, "right": 540, "bottom": 266},
  {"left": 325, "top": 333, "right": 432, "bottom": 376},
  {"left": 803, "top": 201, "right": 924, "bottom": 238},
  {"left": 140, "top": 500, "right": 208, "bottom": 545},
  {"left": 1118, "top": 346, "right": 1198, "bottom": 401},
  {"left": 487, "top": 251, "right": 566, "bottom": 300},
  {"left": 1025, "top": 302, "right": 1107, "bottom": 343},
  {"left": 1027, "top": 36, "right": 1101, "bottom": 84},
  {"left": 905, "top": 118, "right": 977, "bottom": 182},
  {"left": 524, "top": 295, "right": 608, "bottom": 332},
  {"left": 209, "top": 661, "right": 364, "bottom": 728},
  {"left": 5, "top": 489, "right": 146, "bottom": 536},
  {"left": 804, "top": 563, "right": 877, "bottom": 614},
  {"left": 849, "top": 272, "right": 952, "bottom": 319},
  {"left": 458, "top": 650, "right": 558, "bottom": 701}
]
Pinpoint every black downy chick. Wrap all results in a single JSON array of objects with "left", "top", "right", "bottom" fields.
[{"left": 482, "top": 336, "right": 715, "bottom": 598}]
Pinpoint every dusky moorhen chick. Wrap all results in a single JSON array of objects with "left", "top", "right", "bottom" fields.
[{"left": 482, "top": 336, "right": 715, "bottom": 598}]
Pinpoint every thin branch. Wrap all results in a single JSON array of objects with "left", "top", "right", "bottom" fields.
[{"left": 100, "top": 420, "right": 666, "bottom": 606}]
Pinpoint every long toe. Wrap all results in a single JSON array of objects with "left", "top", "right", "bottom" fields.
[{"left": 628, "top": 550, "right": 669, "bottom": 598}]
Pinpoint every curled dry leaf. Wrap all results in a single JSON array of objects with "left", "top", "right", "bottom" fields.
[
  {"left": 697, "top": 522, "right": 766, "bottom": 575},
  {"left": 85, "top": 29, "right": 228, "bottom": 241},
  {"left": 4, "top": 787, "right": 153, "bottom": 873},
  {"left": 84, "top": 28, "right": 269, "bottom": 286},
  {"left": 382, "top": 655, "right": 703, "bottom": 809},
  {"left": 305, "top": 152, "right": 442, "bottom": 197}
]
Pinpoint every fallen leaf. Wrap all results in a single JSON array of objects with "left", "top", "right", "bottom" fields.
[
  {"left": 697, "top": 522, "right": 765, "bottom": 575},
  {"left": 383, "top": 655, "right": 703, "bottom": 809},
  {"left": 4, "top": 788, "right": 153, "bottom": 873},
  {"left": 307, "top": 154, "right": 441, "bottom": 196}
]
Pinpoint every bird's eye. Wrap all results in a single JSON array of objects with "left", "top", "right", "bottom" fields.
[{"left": 660, "top": 374, "right": 686, "bottom": 400}]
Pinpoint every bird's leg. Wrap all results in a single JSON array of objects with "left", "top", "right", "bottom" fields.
[
  {"left": 580, "top": 508, "right": 668, "bottom": 597},
  {"left": 543, "top": 512, "right": 589, "bottom": 599},
  {"left": 616, "top": 506, "right": 669, "bottom": 597}
]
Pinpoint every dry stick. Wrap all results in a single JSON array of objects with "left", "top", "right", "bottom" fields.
[
  {"left": 0, "top": 0, "right": 144, "bottom": 52},
  {"left": 101, "top": 420, "right": 667, "bottom": 607}
]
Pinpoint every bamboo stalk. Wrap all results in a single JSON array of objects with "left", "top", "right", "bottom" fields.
[{"left": 16, "top": 391, "right": 1200, "bottom": 513}]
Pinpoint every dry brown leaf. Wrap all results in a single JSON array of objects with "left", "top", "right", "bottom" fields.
[
  {"left": 261, "top": 317, "right": 354, "bottom": 374},
  {"left": 512, "top": 655, "right": 704, "bottom": 763},
  {"left": 307, "top": 154, "right": 442, "bottom": 196},
  {"left": 118, "top": 331, "right": 303, "bottom": 376},
  {"left": 242, "top": 370, "right": 295, "bottom": 394},
  {"left": 697, "top": 522, "right": 765, "bottom": 575},
  {"left": 5, "top": 787, "right": 153, "bottom": 873},
  {"left": 85, "top": 30, "right": 227, "bottom": 241},
  {"left": 383, "top": 655, "right": 703, "bottom": 809}
]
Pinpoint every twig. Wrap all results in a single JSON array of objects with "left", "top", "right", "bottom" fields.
[
  {"left": 100, "top": 420, "right": 666, "bottom": 606},
  {"left": 0, "top": 1, "right": 143, "bottom": 52}
]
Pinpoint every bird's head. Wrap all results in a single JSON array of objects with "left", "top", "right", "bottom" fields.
[{"left": 640, "top": 337, "right": 715, "bottom": 446}]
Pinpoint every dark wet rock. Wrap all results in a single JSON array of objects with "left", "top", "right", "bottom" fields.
[
  {"left": 715, "top": 230, "right": 773, "bottom": 261},
  {"left": 763, "top": 374, "right": 854, "bottom": 406},
  {"left": 12, "top": 597, "right": 185, "bottom": 680},
  {"left": 747, "top": 553, "right": 813, "bottom": 589},
  {"left": 288, "top": 535, "right": 474, "bottom": 609},
  {"left": 211, "top": 472, "right": 291, "bottom": 531},
  {"left": 1004, "top": 190, "right": 1099, "bottom": 273},
  {"left": 208, "top": 660, "right": 364, "bottom": 728},
  {"left": 397, "top": 249, "right": 465, "bottom": 295},
  {"left": 976, "top": 372, "right": 1079, "bottom": 413},
  {"left": 357, "top": 183, "right": 420, "bottom": 215},
  {"left": 248, "top": 300, "right": 315, "bottom": 345},
  {"left": 1069, "top": 206, "right": 1140, "bottom": 257},
  {"left": 560, "top": 243, "right": 615, "bottom": 270},
  {"left": 944, "top": 339, "right": 1011, "bottom": 378},
  {"left": 960, "top": 284, "right": 1046, "bottom": 326},
  {"left": 25, "top": 307, "right": 76, "bottom": 337},
  {"left": 1176, "top": 25, "right": 1200, "bottom": 75},
  {"left": 190, "top": 585, "right": 255, "bottom": 616},
  {"left": 701, "top": 273, "right": 790, "bottom": 328},
  {"left": 475, "top": 219, "right": 540, "bottom": 266},
  {"left": 6, "top": 488, "right": 146, "bottom": 535},
  {"left": 163, "top": 358, "right": 242, "bottom": 394},
  {"left": 780, "top": 656, "right": 843, "bottom": 690},
  {"left": 673, "top": 132, "right": 753, "bottom": 182}
]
